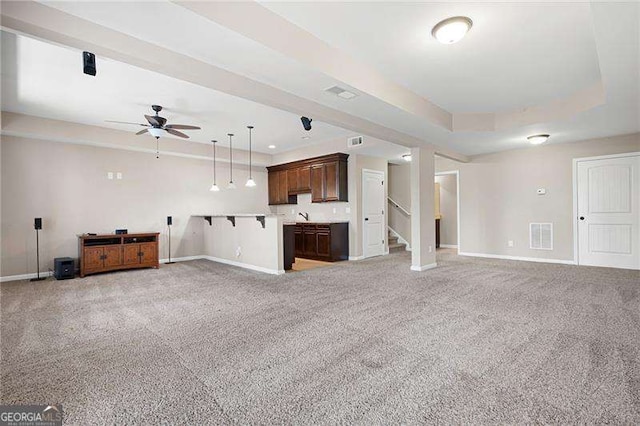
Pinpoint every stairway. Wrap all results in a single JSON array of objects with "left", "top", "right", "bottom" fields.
[{"left": 388, "top": 230, "right": 407, "bottom": 253}]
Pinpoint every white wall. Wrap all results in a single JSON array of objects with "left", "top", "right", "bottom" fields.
[
  {"left": 0, "top": 135, "right": 269, "bottom": 278},
  {"left": 202, "top": 215, "right": 283, "bottom": 274},
  {"left": 437, "top": 133, "right": 640, "bottom": 261}
]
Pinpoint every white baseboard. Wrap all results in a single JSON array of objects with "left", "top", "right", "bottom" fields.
[
  {"left": 349, "top": 255, "right": 365, "bottom": 261},
  {"left": 160, "top": 255, "right": 204, "bottom": 264},
  {"left": 410, "top": 262, "right": 438, "bottom": 271},
  {"left": 202, "top": 256, "right": 285, "bottom": 275},
  {"left": 439, "top": 244, "right": 458, "bottom": 249},
  {"left": 458, "top": 251, "right": 575, "bottom": 265},
  {"left": 1, "top": 271, "right": 54, "bottom": 283}
]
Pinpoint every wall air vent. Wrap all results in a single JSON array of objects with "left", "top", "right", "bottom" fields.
[
  {"left": 347, "top": 136, "right": 364, "bottom": 148},
  {"left": 530, "top": 223, "right": 553, "bottom": 250},
  {"left": 325, "top": 86, "right": 357, "bottom": 99}
]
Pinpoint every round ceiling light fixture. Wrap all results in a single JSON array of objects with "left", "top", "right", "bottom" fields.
[
  {"left": 268, "top": 145, "right": 276, "bottom": 149},
  {"left": 432, "top": 16, "right": 473, "bottom": 44},
  {"left": 527, "top": 134, "right": 550, "bottom": 145}
]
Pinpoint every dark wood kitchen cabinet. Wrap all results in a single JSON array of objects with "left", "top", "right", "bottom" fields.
[
  {"left": 293, "top": 222, "right": 348, "bottom": 261},
  {"left": 267, "top": 153, "right": 348, "bottom": 205},
  {"left": 268, "top": 170, "right": 296, "bottom": 205}
]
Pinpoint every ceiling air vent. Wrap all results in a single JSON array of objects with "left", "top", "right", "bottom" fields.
[
  {"left": 325, "top": 86, "right": 357, "bottom": 99},
  {"left": 530, "top": 223, "right": 553, "bottom": 250},
  {"left": 347, "top": 136, "right": 364, "bottom": 148}
]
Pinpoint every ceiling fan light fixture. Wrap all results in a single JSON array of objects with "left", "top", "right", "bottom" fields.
[
  {"left": 432, "top": 16, "right": 473, "bottom": 44},
  {"left": 148, "top": 127, "right": 163, "bottom": 138},
  {"left": 527, "top": 134, "right": 550, "bottom": 145}
]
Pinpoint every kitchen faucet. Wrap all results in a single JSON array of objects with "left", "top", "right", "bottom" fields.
[{"left": 298, "top": 212, "right": 309, "bottom": 221}]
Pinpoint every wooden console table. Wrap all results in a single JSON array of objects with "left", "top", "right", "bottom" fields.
[{"left": 78, "top": 233, "right": 159, "bottom": 277}]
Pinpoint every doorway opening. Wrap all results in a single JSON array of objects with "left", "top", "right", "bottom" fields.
[{"left": 435, "top": 170, "right": 460, "bottom": 252}]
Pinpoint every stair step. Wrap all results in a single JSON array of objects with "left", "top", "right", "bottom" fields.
[
  {"left": 388, "top": 236, "right": 399, "bottom": 244},
  {"left": 389, "top": 242, "right": 406, "bottom": 253}
]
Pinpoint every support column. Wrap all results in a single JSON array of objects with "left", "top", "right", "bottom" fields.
[{"left": 410, "top": 147, "right": 437, "bottom": 271}]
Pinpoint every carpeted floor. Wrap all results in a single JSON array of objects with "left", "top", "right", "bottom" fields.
[{"left": 1, "top": 249, "right": 639, "bottom": 424}]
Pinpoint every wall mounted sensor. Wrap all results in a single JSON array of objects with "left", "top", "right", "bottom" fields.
[{"left": 301, "top": 116, "right": 312, "bottom": 131}]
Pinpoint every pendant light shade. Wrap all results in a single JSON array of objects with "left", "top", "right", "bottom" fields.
[
  {"left": 209, "top": 140, "right": 220, "bottom": 192},
  {"left": 246, "top": 125, "right": 256, "bottom": 187},
  {"left": 227, "top": 133, "right": 236, "bottom": 189}
]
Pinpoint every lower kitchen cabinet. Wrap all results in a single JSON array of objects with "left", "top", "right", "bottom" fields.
[{"left": 293, "top": 222, "right": 348, "bottom": 261}]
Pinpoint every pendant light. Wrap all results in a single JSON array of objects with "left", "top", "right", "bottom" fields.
[
  {"left": 227, "top": 133, "right": 236, "bottom": 189},
  {"left": 209, "top": 140, "right": 220, "bottom": 192},
  {"left": 246, "top": 125, "right": 256, "bottom": 187}
]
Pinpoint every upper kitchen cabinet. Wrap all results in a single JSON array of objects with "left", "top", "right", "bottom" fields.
[{"left": 266, "top": 153, "right": 348, "bottom": 205}]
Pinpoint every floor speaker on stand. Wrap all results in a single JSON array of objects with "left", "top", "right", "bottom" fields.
[
  {"left": 166, "top": 216, "right": 175, "bottom": 264},
  {"left": 31, "top": 218, "right": 46, "bottom": 281}
]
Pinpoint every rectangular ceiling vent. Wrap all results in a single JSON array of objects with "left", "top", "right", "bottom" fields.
[
  {"left": 347, "top": 135, "right": 364, "bottom": 148},
  {"left": 530, "top": 223, "right": 553, "bottom": 250},
  {"left": 325, "top": 85, "right": 357, "bottom": 99}
]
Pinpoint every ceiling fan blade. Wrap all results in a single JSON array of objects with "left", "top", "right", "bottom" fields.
[
  {"left": 165, "top": 124, "right": 201, "bottom": 130},
  {"left": 145, "top": 114, "right": 161, "bottom": 127},
  {"left": 166, "top": 128, "right": 190, "bottom": 139},
  {"left": 136, "top": 128, "right": 149, "bottom": 135},
  {"left": 105, "top": 120, "right": 149, "bottom": 127}
]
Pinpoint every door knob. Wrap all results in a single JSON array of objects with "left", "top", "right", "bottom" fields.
[
  {"left": 365, "top": 218, "right": 369, "bottom": 221},
  {"left": 579, "top": 216, "right": 585, "bottom": 221}
]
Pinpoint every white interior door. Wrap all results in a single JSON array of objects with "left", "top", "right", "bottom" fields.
[
  {"left": 363, "top": 170, "right": 385, "bottom": 258},
  {"left": 577, "top": 154, "right": 640, "bottom": 270}
]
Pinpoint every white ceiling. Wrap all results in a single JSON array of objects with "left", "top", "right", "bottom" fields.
[
  {"left": 1, "top": 1, "right": 638, "bottom": 158},
  {"left": 0, "top": 31, "right": 352, "bottom": 153}
]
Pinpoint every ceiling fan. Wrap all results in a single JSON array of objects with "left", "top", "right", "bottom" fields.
[{"left": 106, "top": 105, "right": 201, "bottom": 139}]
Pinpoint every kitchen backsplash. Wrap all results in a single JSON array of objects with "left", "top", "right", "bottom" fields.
[{"left": 274, "top": 193, "right": 352, "bottom": 222}]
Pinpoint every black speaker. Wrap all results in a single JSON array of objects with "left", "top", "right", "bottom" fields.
[
  {"left": 83, "top": 51, "right": 96, "bottom": 76},
  {"left": 34, "top": 218, "right": 42, "bottom": 230},
  {"left": 54, "top": 257, "right": 75, "bottom": 280},
  {"left": 300, "top": 116, "right": 312, "bottom": 131},
  {"left": 167, "top": 216, "right": 172, "bottom": 226}
]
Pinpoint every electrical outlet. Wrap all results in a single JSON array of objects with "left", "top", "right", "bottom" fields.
[
  {"left": 332, "top": 207, "right": 337, "bottom": 214},
  {"left": 116, "top": 172, "right": 122, "bottom": 180},
  {"left": 107, "top": 172, "right": 113, "bottom": 180},
  {"left": 345, "top": 207, "right": 351, "bottom": 214},
  {"left": 236, "top": 247, "right": 241, "bottom": 258},
  {"left": 508, "top": 240, "right": 514, "bottom": 247},
  {"left": 428, "top": 245, "right": 433, "bottom": 253},
  {"left": 291, "top": 209, "right": 295, "bottom": 215}
]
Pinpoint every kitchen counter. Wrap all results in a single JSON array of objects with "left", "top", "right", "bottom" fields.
[{"left": 284, "top": 221, "right": 349, "bottom": 225}]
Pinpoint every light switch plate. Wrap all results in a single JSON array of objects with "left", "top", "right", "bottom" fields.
[
  {"left": 107, "top": 172, "right": 113, "bottom": 180},
  {"left": 508, "top": 240, "right": 514, "bottom": 247},
  {"left": 116, "top": 172, "right": 122, "bottom": 180},
  {"left": 345, "top": 207, "right": 351, "bottom": 214}
]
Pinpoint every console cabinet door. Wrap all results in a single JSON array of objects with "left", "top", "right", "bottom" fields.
[
  {"left": 123, "top": 244, "right": 140, "bottom": 265},
  {"left": 140, "top": 243, "right": 158, "bottom": 265},
  {"left": 294, "top": 226, "right": 303, "bottom": 255},
  {"left": 84, "top": 247, "right": 104, "bottom": 272},
  {"left": 103, "top": 246, "right": 122, "bottom": 268}
]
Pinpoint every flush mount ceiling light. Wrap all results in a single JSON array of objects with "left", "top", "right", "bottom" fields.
[
  {"left": 432, "top": 16, "right": 473, "bottom": 44},
  {"left": 268, "top": 145, "right": 276, "bottom": 149},
  {"left": 402, "top": 154, "right": 412, "bottom": 162},
  {"left": 527, "top": 134, "right": 550, "bottom": 145}
]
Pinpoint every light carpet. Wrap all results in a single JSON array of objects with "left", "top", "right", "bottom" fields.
[{"left": 1, "top": 250, "right": 639, "bottom": 424}]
